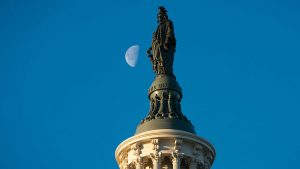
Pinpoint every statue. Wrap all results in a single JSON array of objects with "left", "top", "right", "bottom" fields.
[{"left": 147, "top": 6, "right": 176, "bottom": 76}]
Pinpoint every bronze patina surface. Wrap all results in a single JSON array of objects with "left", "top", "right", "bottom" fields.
[
  {"left": 136, "top": 7, "right": 195, "bottom": 134},
  {"left": 147, "top": 6, "right": 176, "bottom": 76}
]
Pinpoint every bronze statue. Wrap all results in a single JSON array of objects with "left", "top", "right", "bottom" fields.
[{"left": 147, "top": 6, "right": 176, "bottom": 76}]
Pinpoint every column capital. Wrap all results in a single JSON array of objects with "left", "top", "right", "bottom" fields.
[
  {"left": 171, "top": 151, "right": 184, "bottom": 163},
  {"left": 150, "top": 152, "right": 162, "bottom": 162},
  {"left": 150, "top": 152, "right": 162, "bottom": 169}
]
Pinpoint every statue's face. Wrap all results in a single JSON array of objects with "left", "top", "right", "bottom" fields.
[{"left": 157, "top": 13, "right": 165, "bottom": 23}]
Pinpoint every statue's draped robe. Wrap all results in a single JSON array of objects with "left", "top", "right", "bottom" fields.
[{"left": 151, "top": 19, "right": 176, "bottom": 75}]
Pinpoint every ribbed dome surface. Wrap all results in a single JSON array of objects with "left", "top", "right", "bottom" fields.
[{"left": 135, "top": 75, "right": 195, "bottom": 134}]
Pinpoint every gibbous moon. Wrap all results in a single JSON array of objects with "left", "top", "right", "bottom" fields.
[{"left": 125, "top": 45, "right": 139, "bottom": 67}]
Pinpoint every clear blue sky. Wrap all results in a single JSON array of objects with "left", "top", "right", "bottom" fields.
[{"left": 1, "top": 0, "right": 300, "bottom": 169}]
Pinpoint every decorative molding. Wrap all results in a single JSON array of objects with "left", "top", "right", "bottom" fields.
[
  {"left": 119, "top": 152, "right": 128, "bottom": 169},
  {"left": 143, "top": 88, "right": 191, "bottom": 124},
  {"left": 130, "top": 143, "right": 144, "bottom": 168},
  {"left": 174, "top": 138, "right": 183, "bottom": 152},
  {"left": 115, "top": 129, "right": 216, "bottom": 161},
  {"left": 150, "top": 151, "right": 162, "bottom": 161},
  {"left": 204, "top": 153, "right": 212, "bottom": 169},
  {"left": 131, "top": 143, "right": 142, "bottom": 156},
  {"left": 193, "top": 144, "right": 203, "bottom": 156},
  {"left": 203, "top": 146, "right": 213, "bottom": 168},
  {"left": 171, "top": 151, "right": 184, "bottom": 163},
  {"left": 151, "top": 138, "right": 160, "bottom": 151}
]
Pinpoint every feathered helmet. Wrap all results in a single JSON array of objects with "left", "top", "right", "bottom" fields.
[{"left": 158, "top": 6, "right": 168, "bottom": 19}]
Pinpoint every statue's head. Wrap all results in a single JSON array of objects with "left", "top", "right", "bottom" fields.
[{"left": 157, "top": 6, "right": 168, "bottom": 23}]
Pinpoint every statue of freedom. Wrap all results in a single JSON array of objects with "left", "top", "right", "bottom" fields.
[{"left": 147, "top": 6, "right": 176, "bottom": 76}]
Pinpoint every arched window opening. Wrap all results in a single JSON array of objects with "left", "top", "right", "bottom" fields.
[
  {"left": 144, "top": 158, "right": 153, "bottom": 169},
  {"left": 161, "top": 156, "right": 172, "bottom": 169},
  {"left": 180, "top": 158, "right": 189, "bottom": 169}
]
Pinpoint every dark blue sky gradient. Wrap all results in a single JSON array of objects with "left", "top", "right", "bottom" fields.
[{"left": 1, "top": 0, "right": 300, "bottom": 169}]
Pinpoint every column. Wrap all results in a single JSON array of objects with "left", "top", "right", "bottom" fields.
[
  {"left": 152, "top": 159, "right": 161, "bottom": 169},
  {"left": 135, "top": 159, "right": 143, "bottom": 169},
  {"left": 150, "top": 152, "right": 162, "bottom": 169},
  {"left": 171, "top": 152, "right": 183, "bottom": 169}
]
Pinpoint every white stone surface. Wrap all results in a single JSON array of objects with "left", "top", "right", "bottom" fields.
[{"left": 115, "top": 129, "right": 215, "bottom": 169}]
